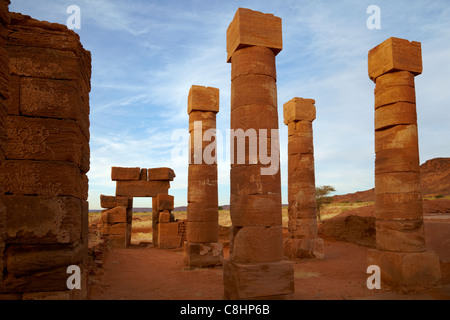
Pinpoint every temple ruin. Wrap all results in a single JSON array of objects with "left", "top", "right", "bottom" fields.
[
  {"left": 0, "top": 6, "right": 91, "bottom": 300},
  {"left": 223, "top": 8, "right": 294, "bottom": 300},
  {"left": 100, "top": 167, "right": 180, "bottom": 249},
  {"left": 184, "top": 85, "right": 223, "bottom": 267},
  {"left": 283, "top": 98, "right": 324, "bottom": 260},
  {"left": 367, "top": 37, "right": 442, "bottom": 293},
  {"left": 0, "top": 1, "right": 446, "bottom": 301}
]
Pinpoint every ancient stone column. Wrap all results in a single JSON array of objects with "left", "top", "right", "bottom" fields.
[
  {"left": 367, "top": 37, "right": 441, "bottom": 293},
  {"left": 223, "top": 8, "right": 294, "bottom": 300},
  {"left": 0, "top": 0, "right": 10, "bottom": 295},
  {"left": 283, "top": 98, "right": 324, "bottom": 260},
  {"left": 184, "top": 85, "right": 223, "bottom": 267}
]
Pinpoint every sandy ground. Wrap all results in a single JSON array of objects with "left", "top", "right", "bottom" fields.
[{"left": 88, "top": 239, "right": 450, "bottom": 300}]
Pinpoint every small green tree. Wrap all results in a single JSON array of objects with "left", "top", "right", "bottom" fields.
[{"left": 316, "top": 185, "right": 336, "bottom": 222}]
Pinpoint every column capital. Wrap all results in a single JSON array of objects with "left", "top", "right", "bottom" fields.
[
  {"left": 187, "top": 85, "right": 220, "bottom": 115},
  {"left": 283, "top": 98, "right": 316, "bottom": 125},
  {"left": 226, "top": 8, "right": 282, "bottom": 63},
  {"left": 368, "top": 37, "right": 422, "bottom": 82}
]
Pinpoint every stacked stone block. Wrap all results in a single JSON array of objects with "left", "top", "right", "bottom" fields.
[
  {"left": 283, "top": 98, "right": 324, "bottom": 260},
  {"left": 0, "top": 0, "right": 10, "bottom": 298},
  {"left": 184, "top": 85, "right": 223, "bottom": 267},
  {"left": 223, "top": 8, "right": 294, "bottom": 300},
  {"left": 155, "top": 194, "right": 182, "bottom": 249},
  {"left": 367, "top": 37, "right": 441, "bottom": 293},
  {"left": 100, "top": 167, "right": 175, "bottom": 248},
  {"left": 100, "top": 195, "right": 133, "bottom": 249},
  {"left": 0, "top": 12, "right": 91, "bottom": 299}
]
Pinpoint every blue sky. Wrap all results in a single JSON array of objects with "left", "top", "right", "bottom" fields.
[{"left": 10, "top": 0, "right": 450, "bottom": 209}]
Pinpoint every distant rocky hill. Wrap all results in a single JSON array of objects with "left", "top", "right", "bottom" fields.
[{"left": 333, "top": 157, "right": 450, "bottom": 203}]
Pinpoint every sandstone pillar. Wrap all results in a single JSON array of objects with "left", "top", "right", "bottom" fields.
[
  {"left": 184, "top": 85, "right": 223, "bottom": 267},
  {"left": 367, "top": 37, "right": 441, "bottom": 293},
  {"left": 223, "top": 8, "right": 294, "bottom": 300},
  {"left": 283, "top": 98, "right": 324, "bottom": 260},
  {"left": 0, "top": 0, "right": 10, "bottom": 296}
]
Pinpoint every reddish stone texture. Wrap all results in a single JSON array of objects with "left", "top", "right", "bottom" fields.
[
  {"left": 368, "top": 37, "right": 441, "bottom": 293},
  {"left": 283, "top": 98, "right": 323, "bottom": 260},
  {"left": 0, "top": 10, "right": 91, "bottom": 299},
  {"left": 0, "top": 0, "right": 11, "bottom": 295},
  {"left": 100, "top": 167, "right": 176, "bottom": 249},
  {"left": 185, "top": 85, "right": 223, "bottom": 268},
  {"left": 224, "top": 8, "right": 294, "bottom": 300}
]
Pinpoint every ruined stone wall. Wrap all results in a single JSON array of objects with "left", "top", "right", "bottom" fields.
[
  {"left": 0, "top": 0, "right": 10, "bottom": 296},
  {"left": 0, "top": 12, "right": 91, "bottom": 299}
]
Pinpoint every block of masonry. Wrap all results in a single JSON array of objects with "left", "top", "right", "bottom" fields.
[
  {"left": 0, "top": 8, "right": 91, "bottom": 300},
  {"left": 184, "top": 85, "right": 223, "bottom": 268},
  {"left": 367, "top": 37, "right": 441, "bottom": 293},
  {"left": 283, "top": 98, "right": 324, "bottom": 260},
  {"left": 100, "top": 167, "right": 176, "bottom": 249},
  {"left": 155, "top": 194, "right": 183, "bottom": 249},
  {"left": 223, "top": 8, "right": 294, "bottom": 300},
  {"left": 0, "top": 0, "right": 11, "bottom": 296}
]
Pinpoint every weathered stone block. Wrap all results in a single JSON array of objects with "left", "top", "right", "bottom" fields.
[
  {"left": 186, "top": 221, "right": 218, "bottom": 243},
  {"left": 5, "top": 243, "right": 84, "bottom": 276},
  {"left": 0, "top": 160, "right": 88, "bottom": 199},
  {"left": 116, "top": 180, "right": 170, "bottom": 198},
  {"left": 159, "top": 210, "right": 171, "bottom": 223},
  {"left": 231, "top": 74, "right": 277, "bottom": 110},
  {"left": 189, "top": 111, "right": 217, "bottom": 135},
  {"left": 7, "top": 44, "right": 81, "bottom": 80},
  {"left": 20, "top": 77, "right": 83, "bottom": 118},
  {"left": 223, "top": 259, "right": 294, "bottom": 300},
  {"left": 6, "top": 116, "right": 83, "bottom": 166},
  {"left": 375, "top": 124, "right": 418, "bottom": 153},
  {"left": 226, "top": 8, "right": 282, "bottom": 63},
  {"left": 100, "top": 195, "right": 132, "bottom": 209},
  {"left": 230, "top": 165, "right": 281, "bottom": 196},
  {"left": 184, "top": 242, "right": 223, "bottom": 267},
  {"left": 187, "top": 202, "right": 218, "bottom": 223},
  {"left": 140, "top": 168, "right": 147, "bottom": 180},
  {"left": 188, "top": 85, "right": 219, "bottom": 114},
  {"left": 230, "top": 194, "right": 282, "bottom": 227},
  {"left": 101, "top": 223, "right": 127, "bottom": 236},
  {"left": 3, "top": 195, "right": 83, "bottom": 244},
  {"left": 283, "top": 98, "right": 316, "bottom": 124},
  {"left": 157, "top": 193, "right": 174, "bottom": 211},
  {"left": 231, "top": 45, "right": 276, "bottom": 81},
  {"left": 288, "top": 218, "right": 319, "bottom": 239},
  {"left": 367, "top": 249, "right": 441, "bottom": 293},
  {"left": 5, "top": 75, "right": 19, "bottom": 115},
  {"left": 375, "top": 147, "right": 419, "bottom": 174},
  {"left": 375, "top": 171, "right": 421, "bottom": 194},
  {"left": 158, "top": 222, "right": 182, "bottom": 249},
  {"left": 368, "top": 37, "right": 422, "bottom": 81},
  {"left": 101, "top": 207, "right": 127, "bottom": 224},
  {"left": 188, "top": 165, "right": 218, "bottom": 203},
  {"left": 288, "top": 135, "right": 314, "bottom": 155},
  {"left": 375, "top": 85, "right": 416, "bottom": 109},
  {"left": 147, "top": 167, "right": 176, "bottom": 181},
  {"left": 111, "top": 167, "right": 141, "bottom": 181},
  {"left": 375, "top": 70, "right": 415, "bottom": 91},
  {"left": 376, "top": 219, "right": 426, "bottom": 252},
  {"left": 231, "top": 226, "right": 283, "bottom": 263},
  {"left": 230, "top": 104, "right": 278, "bottom": 131},
  {"left": 375, "top": 102, "right": 417, "bottom": 131},
  {"left": 375, "top": 193, "right": 423, "bottom": 220}
]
